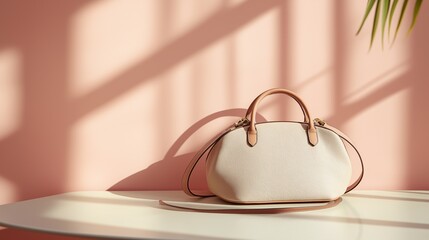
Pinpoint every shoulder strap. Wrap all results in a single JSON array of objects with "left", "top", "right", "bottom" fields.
[
  {"left": 181, "top": 128, "right": 230, "bottom": 197},
  {"left": 323, "top": 123, "right": 364, "bottom": 193},
  {"left": 159, "top": 197, "right": 343, "bottom": 214},
  {"left": 181, "top": 120, "right": 364, "bottom": 198}
]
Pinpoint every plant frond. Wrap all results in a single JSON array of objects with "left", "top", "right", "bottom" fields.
[
  {"left": 356, "top": 0, "right": 424, "bottom": 50},
  {"left": 370, "top": 0, "right": 382, "bottom": 49},
  {"left": 381, "top": 0, "right": 391, "bottom": 49},
  {"left": 357, "top": 0, "right": 378, "bottom": 35},
  {"left": 409, "top": 0, "right": 424, "bottom": 33},
  {"left": 392, "top": 0, "right": 409, "bottom": 45}
]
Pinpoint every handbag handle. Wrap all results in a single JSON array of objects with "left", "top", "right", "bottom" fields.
[
  {"left": 245, "top": 88, "right": 318, "bottom": 146},
  {"left": 245, "top": 94, "right": 309, "bottom": 123}
]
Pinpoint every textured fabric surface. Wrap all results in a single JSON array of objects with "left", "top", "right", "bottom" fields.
[{"left": 206, "top": 122, "right": 351, "bottom": 203}]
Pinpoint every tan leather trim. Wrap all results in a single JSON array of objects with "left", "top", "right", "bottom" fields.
[
  {"left": 308, "top": 128, "right": 318, "bottom": 146},
  {"left": 247, "top": 129, "right": 257, "bottom": 146},
  {"left": 245, "top": 88, "right": 318, "bottom": 147}
]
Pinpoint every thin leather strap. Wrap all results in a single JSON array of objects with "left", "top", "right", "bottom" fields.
[
  {"left": 160, "top": 197, "right": 343, "bottom": 214},
  {"left": 327, "top": 123, "right": 364, "bottom": 193},
  {"left": 182, "top": 122, "right": 364, "bottom": 198},
  {"left": 181, "top": 126, "right": 234, "bottom": 197}
]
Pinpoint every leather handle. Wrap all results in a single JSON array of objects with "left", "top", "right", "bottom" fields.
[
  {"left": 244, "top": 96, "right": 309, "bottom": 123},
  {"left": 246, "top": 88, "right": 318, "bottom": 146}
]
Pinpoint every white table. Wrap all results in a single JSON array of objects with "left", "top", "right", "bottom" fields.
[{"left": 0, "top": 191, "right": 428, "bottom": 239}]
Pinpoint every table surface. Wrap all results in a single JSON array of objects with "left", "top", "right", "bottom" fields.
[{"left": 0, "top": 190, "right": 428, "bottom": 240}]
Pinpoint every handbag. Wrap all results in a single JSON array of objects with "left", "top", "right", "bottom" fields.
[{"left": 162, "top": 88, "right": 364, "bottom": 211}]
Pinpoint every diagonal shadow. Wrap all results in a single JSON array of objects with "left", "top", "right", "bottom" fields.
[
  {"left": 108, "top": 108, "right": 266, "bottom": 191},
  {"left": 286, "top": 214, "right": 429, "bottom": 230},
  {"left": 333, "top": 0, "right": 429, "bottom": 190},
  {"left": 0, "top": 0, "right": 91, "bottom": 201},
  {"left": 326, "top": 74, "right": 411, "bottom": 125},
  {"left": 346, "top": 193, "right": 429, "bottom": 203},
  {"left": 407, "top": 1, "right": 429, "bottom": 189},
  {"left": 70, "top": 0, "right": 283, "bottom": 121},
  {"left": 0, "top": 1, "right": 98, "bottom": 239}
]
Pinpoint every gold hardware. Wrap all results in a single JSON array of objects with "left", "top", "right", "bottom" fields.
[
  {"left": 314, "top": 118, "right": 326, "bottom": 126},
  {"left": 234, "top": 118, "right": 250, "bottom": 127}
]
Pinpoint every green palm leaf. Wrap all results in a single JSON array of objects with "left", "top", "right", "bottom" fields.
[
  {"left": 356, "top": 0, "right": 425, "bottom": 49},
  {"left": 388, "top": 0, "right": 400, "bottom": 39},
  {"left": 392, "top": 0, "right": 409, "bottom": 45},
  {"left": 357, "top": 0, "right": 378, "bottom": 35},
  {"left": 409, "top": 0, "right": 423, "bottom": 33},
  {"left": 381, "top": 0, "right": 391, "bottom": 49},
  {"left": 370, "top": 0, "right": 382, "bottom": 49}
]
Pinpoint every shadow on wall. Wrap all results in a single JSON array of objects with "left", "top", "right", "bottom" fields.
[
  {"left": 330, "top": 0, "right": 429, "bottom": 189},
  {"left": 0, "top": 0, "right": 279, "bottom": 239},
  {"left": 0, "top": 2, "right": 91, "bottom": 239},
  {"left": 108, "top": 108, "right": 266, "bottom": 191},
  {"left": 407, "top": 2, "right": 429, "bottom": 189},
  {"left": 0, "top": 0, "right": 282, "bottom": 202},
  {"left": 0, "top": 0, "right": 89, "bottom": 202},
  {"left": 3, "top": 0, "right": 429, "bottom": 206},
  {"left": 1, "top": 0, "right": 429, "bottom": 239},
  {"left": 0, "top": 0, "right": 283, "bottom": 201}
]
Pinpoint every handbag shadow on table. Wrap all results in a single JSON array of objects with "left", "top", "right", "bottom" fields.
[{"left": 108, "top": 108, "right": 267, "bottom": 191}]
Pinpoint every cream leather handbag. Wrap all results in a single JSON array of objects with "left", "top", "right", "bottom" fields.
[{"left": 169, "top": 88, "right": 363, "bottom": 211}]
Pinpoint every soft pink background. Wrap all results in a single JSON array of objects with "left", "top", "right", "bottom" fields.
[{"left": 1, "top": 0, "right": 428, "bottom": 239}]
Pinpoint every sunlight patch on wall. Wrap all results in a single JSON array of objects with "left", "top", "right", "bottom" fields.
[
  {"left": 69, "top": 0, "right": 158, "bottom": 98},
  {"left": 0, "top": 176, "right": 16, "bottom": 204},
  {"left": 343, "top": 63, "right": 410, "bottom": 104},
  {"left": 0, "top": 48, "right": 21, "bottom": 141},
  {"left": 66, "top": 0, "right": 240, "bottom": 190},
  {"left": 226, "top": 0, "right": 248, "bottom": 8},
  {"left": 166, "top": 0, "right": 225, "bottom": 39},
  {"left": 68, "top": 82, "right": 160, "bottom": 190},
  {"left": 234, "top": 7, "right": 280, "bottom": 109},
  {"left": 69, "top": 0, "right": 227, "bottom": 99},
  {"left": 288, "top": 0, "right": 335, "bottom": 119},
  {"left": 344, "top": 89, "right": 411, "bottom": 189}
]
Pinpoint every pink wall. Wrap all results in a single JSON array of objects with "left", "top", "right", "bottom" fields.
[{"left": 0, "top": 0, "right": 429, "bottom": 238}]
